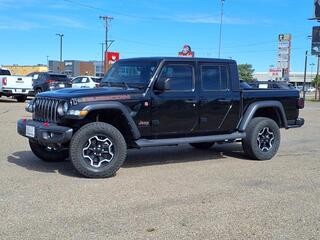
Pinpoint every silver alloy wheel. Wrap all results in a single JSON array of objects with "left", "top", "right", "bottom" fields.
[
  {"left": 257, "top": 127, "right": 275, "bottom": 152},
  {"left": 82, "top": 136, "right": 114, "bottom": 168}
]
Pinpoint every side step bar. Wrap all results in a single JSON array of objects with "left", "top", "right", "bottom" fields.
[{"left": 135, "top": 132, "right": 246, "bottom": 148}]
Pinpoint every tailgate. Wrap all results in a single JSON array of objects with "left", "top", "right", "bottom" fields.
[{"left": 4, "top": 76, "right": 33, "bottom": 90}]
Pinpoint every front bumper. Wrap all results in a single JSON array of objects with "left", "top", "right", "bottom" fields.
[
  {"left": 287, "top": 118, "right": 305, "bottom": 129},
  {"left": 17, "top": 119, "right": 73, "bottom": 145}
]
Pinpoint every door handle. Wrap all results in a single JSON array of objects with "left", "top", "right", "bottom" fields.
[{"left": 218, "top": 99, "right": 232, "bottom": 103}]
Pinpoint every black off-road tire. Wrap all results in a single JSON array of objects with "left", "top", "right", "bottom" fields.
[
  {"left": 16, "top": 95, "right": 27, "bottom": 102},
  {"left": 190, "top": 142, "right": 215, "bottom": 150},
  {"left": 69, "top": 122, "right": 127, "bottom": 178},
  {"left": 29, "top": 140, "right": 68, "bottom": 162},
  {"left": 242, "top": 117, "right": 280, "bottom": 161}
]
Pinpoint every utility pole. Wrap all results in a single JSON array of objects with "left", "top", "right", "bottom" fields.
[
  {"left": 56, "top": 33, "right": 64, "bottom": 63},
  {"left": 316, "top": 55, "right": 320, "bottom": 100},
  {"left": 310, "top": 63, "right": 315, "bottom": 81},
  {"left": 218, "top": 0, "right": 225, "bottom": 58},
  {"left": 303, "top": 51, "right": 308, "bottom": 100},
  {"left": 99, "top": 16, "right": 114, "bottom": 72},
  {"left": 100, "top": 43, "right": 105, "bottom": 77}
]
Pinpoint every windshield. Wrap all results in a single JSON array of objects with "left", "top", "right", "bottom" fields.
[{"left": 101, "top": 61, "right": 159, "bottom": 90}]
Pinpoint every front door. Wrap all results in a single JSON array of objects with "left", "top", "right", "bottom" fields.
[{"left": 151, "top": 63, "right": 198, "bottom": 136}]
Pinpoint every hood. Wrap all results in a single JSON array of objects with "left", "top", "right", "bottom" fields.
[{"left": 37, "top": 87, "right": 142, "bottom": 100}]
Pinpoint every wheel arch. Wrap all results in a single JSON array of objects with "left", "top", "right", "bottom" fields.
[
  {"left": 238, "top": 101, "right": 288, "bottom": 131},
  {"left": 81, "top": 102, "right": 141, "bottom": 141}
]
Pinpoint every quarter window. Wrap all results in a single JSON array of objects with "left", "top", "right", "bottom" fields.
[
  {"left": 201, "top": 65, "right": 229, "bottom": 90},
  {"left": 158, "top": 65, "right": 194, "bottom": 91}
]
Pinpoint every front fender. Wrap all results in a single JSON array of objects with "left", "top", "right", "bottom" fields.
[{"left": 68, "top": 101, "right": 141, "bottom": 140}]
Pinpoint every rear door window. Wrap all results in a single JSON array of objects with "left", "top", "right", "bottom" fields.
[{"left": 201, "top": 65, "right": 229, "bottom": 91}]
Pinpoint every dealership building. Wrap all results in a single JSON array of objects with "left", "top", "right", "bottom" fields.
[{"left": 253, "top": 72, "right": 314, "bottom": 88}]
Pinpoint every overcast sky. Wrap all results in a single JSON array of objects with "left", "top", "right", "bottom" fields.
[{"left": 0, "top": 0, "right": 316, "bottom": 72}]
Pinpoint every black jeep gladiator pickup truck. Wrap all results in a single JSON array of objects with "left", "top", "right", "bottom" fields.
[{"left": 17, "top": 57, "right": 305, "bottom": 178}]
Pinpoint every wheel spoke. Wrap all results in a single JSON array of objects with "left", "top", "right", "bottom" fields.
[
  {"left": 257, "top": 127, "right": 275, "bottom": 152},
  {"left": 82, "top": 136, "right": 114, "bottom": 168}
]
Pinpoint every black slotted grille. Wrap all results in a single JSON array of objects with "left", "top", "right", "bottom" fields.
[{"left": 34, "top": 97, "right": 61, "bottom": 123}]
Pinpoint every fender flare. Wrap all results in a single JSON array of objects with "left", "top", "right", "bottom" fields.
[
  {"left": 238, "top": 101, "right": 288, "bottom": 131},
  {"left": 82, "top": 101, "right": 141, "bottom": 140}
]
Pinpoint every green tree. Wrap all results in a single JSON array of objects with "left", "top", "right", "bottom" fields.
[
  {"left": 238, "top": 64, "right": 255, "bottom": 82},
  {"left": 313, "top": 75, "right": 320, "bottom": 100}
]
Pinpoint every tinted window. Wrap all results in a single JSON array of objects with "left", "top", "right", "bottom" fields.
[
  {"left": 102, "top": 61, "right": 159, "bottom": 89},
  {"left": 0, "top": 69, "right": 11, "bottom": 75},
  {"left": 201, "top": 65, "right": 229, "bottom": 90},
  {"left": 73, "top": 77, "right": 89, "bottom": 84},
  {"left": 159, "top": 65, "right": 194, "bottom": 91},
  {"left": 92, "top": 77, "right": 102, "bottom": 83},
  {"left": 48, "top": 74, "right": 68, "bottom": 82}
]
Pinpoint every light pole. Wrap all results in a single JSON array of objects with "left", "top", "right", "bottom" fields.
[
  {"left": 56, "top": 33, "right": 64, "bottom": 63},
  {"left": 218, "top": 0, "right": 225, "bottom": 58},
  {"left": 310, "top": 63, "right": 315, "bottom": 82}
]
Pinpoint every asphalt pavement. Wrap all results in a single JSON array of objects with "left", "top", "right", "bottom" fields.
[{"left": 0, "top": 97, "right": 319, "bottom": 240}]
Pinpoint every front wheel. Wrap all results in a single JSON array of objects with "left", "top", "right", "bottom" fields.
[
  {"left": 69, "top": 122, "right": 127, "bottom": 178},
  {"left": 242, "top": 117, "right": 280, "bottom": 160},
  {"left": 29, "top": 140, "right": 68, "bottom": 162}
]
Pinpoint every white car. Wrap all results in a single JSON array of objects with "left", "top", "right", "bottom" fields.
[
  {"left": 307, "top": 87, "right": 316, "bottom": 92},
  {"left": 72, "top": 76, "right": 102, "bottom": 89}
]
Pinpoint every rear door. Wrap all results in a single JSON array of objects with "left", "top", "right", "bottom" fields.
[
  {"left": 151, "top": 62, "right": 199, "bottom": 136},
  {"left": 198, "top": 63, "right": 240, "bottom": 132}
]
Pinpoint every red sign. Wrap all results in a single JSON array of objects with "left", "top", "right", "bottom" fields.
[
  {"left": 105, "top": 52, "right": 120, "bottom": 65},
  {"left": 178, "top": 45, "right": 195, "bottom": 57}
]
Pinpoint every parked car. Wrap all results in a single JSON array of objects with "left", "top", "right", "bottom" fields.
[
  {"left": 240, "top": 80, "right": 252, "bottom": 89},
  {"left": 72, "top": 76, "right": 102, "bottom": 89},
  {"left": 18, "top": 57, "right": 304, "bottom": 178},
  {"left": 0, "top": 68, "right": 33, "bottom": 102},
  {"left": 249, "top": 80, "right": 295, "bottom": 90},
  {"left": 31, "top": 72, "right": 71, "bottom": 94},
  {"left": 307, "top": 87, "right": 316, "bottom": 92}
]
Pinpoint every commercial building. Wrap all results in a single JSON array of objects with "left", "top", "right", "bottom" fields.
[
  {"left": 1, "top": 65, "right": 48, "bottom": 75},
  {"left": 254, "top": 72, "right": 314, "bottom": 88},
  {"left": 90, "top": 61, "right": 104, "bottom": 77},
  {"left": 48, "top": 60, "right": 95, "bottom": 77}
]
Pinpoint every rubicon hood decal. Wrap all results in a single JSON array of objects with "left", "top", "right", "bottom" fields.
[{"left": 77, "top": 95, "right": 131, "bottom": 103}]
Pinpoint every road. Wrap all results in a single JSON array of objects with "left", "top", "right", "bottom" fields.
[{"left": 0, "top": 98, "right": 319, "bottom": 240}]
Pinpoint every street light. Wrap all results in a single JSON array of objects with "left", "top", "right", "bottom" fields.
[
  {"left": 56, "top": 33, "right": 64, "bottom": 63},
  {"left": 310, "top": 63, "right": 315, "bottom": 82},
  {"left": 218, "top": 0, "right": 225, "bottom": 58}
]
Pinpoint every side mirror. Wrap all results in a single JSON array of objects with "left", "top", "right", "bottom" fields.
[{"left": 155, "top": 78, "right": 171, "bottom": 92}]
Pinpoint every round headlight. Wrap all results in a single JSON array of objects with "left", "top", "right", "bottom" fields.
[
  {"left": 25, "top": 101, "right": 35, "bottom": 113},
  {"left": 57, "top": 103, "right": 65, "bottom": 116},
  {"left": 63, "top": 102, "right": 69, "bottom": 113}
]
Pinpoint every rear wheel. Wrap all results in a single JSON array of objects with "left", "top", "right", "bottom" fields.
[
  {"left": 16, "top": 95, "right": 27, "bottom": 102},
  {"left": 242, "top": 117, "right": 280, "bottom": 160},
  {"left": 29, "top": 140, "right": 68, "bottom": 162},
  {"left": 69, "top": 122, "right": 127, "bottom": 178},
  {"left": 35, "top": 88, "right": 42, "bottom": 95},
  {"left": 190, "top": 142, "right": 215, "bottom": 150}
]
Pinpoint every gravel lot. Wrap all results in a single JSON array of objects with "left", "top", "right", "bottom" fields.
[{"left": 0, "top": 98, "right": 319, "bottom": 240}]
